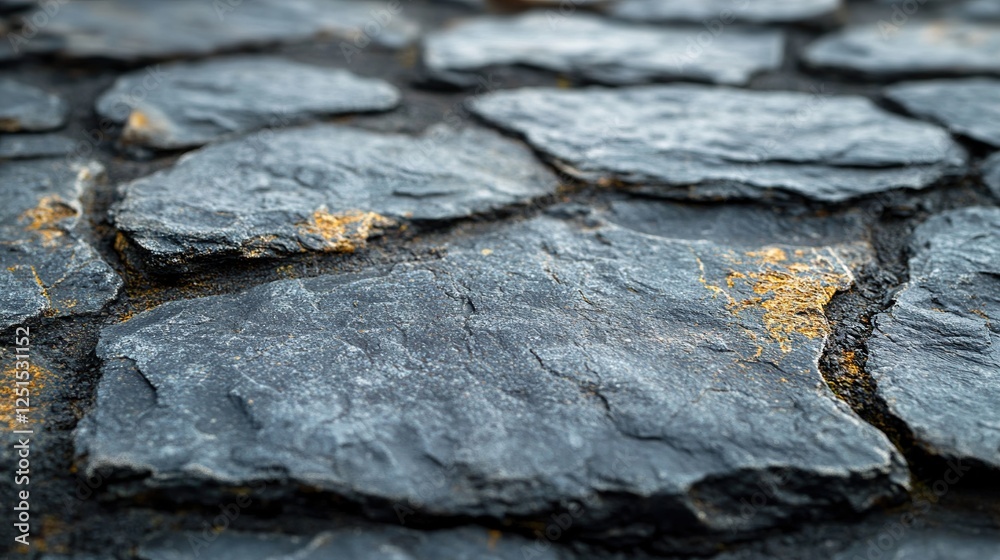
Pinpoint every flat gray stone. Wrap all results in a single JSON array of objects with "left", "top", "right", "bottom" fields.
[
  {"left": 868, "top": 207, "right": 1000, "bottom": 468},
  {"left": 79, "top": 213, "right": 905, "bottom": 540},
  {"left": 95, "top": 56, "right": 401, "bottom": 149},
  {"left": 29, "top": 0, "right": 418, "bottom": 60},
  {"left": 985, "top": 152, "right": 1000, "bottom": 200},
  {"left": 0, "top": 159, "right": 121, "bottom": 330},
  {"left": 885, "top": 78, "right": 1000, "bottom": 147},
  {"left": 804, "top": 21, "right": 1000, "bottom": 78},
  {"left": 139, "top": 527, "right": 563, "bottom": 560},
  {"left": 0, "top": 79, "right": 68, "bottom": 132},
  {"left": 469, "top": 85, "right": 966, "bottom": 202},
  {"left": 0, "top": 133, "right": 76, "bottom": 159},
  {"left": 423, "top": 13, "right": 784, "bottom": 86},
  {"left": 832, "top": 527, "right": 1000, "bottom": 560},
  {"left": 610, "top": 0, "right": 842, "bottom": 25},
  {"left": 112, "top": 124, "right": 558, "bottom": 267}
]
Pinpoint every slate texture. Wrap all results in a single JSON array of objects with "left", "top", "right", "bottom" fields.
[
  {"left": 610, "top": 0, "right": 842, "bottom": 25},
  {"left": 804, "top": 21, "right": 1000, "bottom": 78},
  {"left": 469, "top": 85, "right": 966, "bottom": 202},
  {"left": 422, "top": 13, "right": 784, "bottom": 86},
  {"left": 868, "top": 207, "right": 1000, "bottom": 469},
  {"left": 96, "top": 57, "right": 401, "bottom": 149},
  {"left": 0, "top": 133, "right": 76, "bottom": 159},
  {"left": 79, "top": 214, "right": 905, "bottom": 541},
  {"left": 0, "top": 159, "right": 121, "bottom": 330},
  {"left": 111, "top": 124, "right": 558, "bottom": 267},
  {"left": 885, "top": 78, "right": 1000, "bottom": 148},
  {"left": 0, "top": 78, "right": 68, "bottom": 132},
  {"left": 985, "top": 152, "right": 1000, "bottom": 200}
]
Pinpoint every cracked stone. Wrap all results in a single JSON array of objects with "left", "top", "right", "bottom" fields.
[
  {"left": 0, "top": 159, "right": 122, "bottom": 330},
  {"left": 0, "top": 133, "right": 76, "bottom": 159},
  {"left": 111, "top": 124, "right": 558, "bottom": 268},
  {"left": 78, "top": 213, "right": 906, "bottom": 542},
  {"left": 804, "top": 21, "right": 1000, "bottom": 78},
  {"left": 27, "top": 0, "right": 419, "bottom": 60},
  {"left": 984, "top": 152, "right": 1000, "bottom": 200},
  {"left": 422, "top": 13, "right": 784, "bottom": 86},
  {"left": 610, "top": 0, "right": 842, "bottom": 25},
  {"left": 868, "top": 207, "right": 1000, "bottom": 469},
  {"left": 469, "top": 85, "right": 966, "bottom": 202},
  {"left": 95, "top": 56, "right": 401, "bottom": 150},
  {"left": 0, "top": 78, "right": 69, "bottom": 132},
  {"left": 138, "top": 527, "right": 562, "bottom": 560},
  {"left": 884, "top": 78, "right": 1000, "bottom": 148}
]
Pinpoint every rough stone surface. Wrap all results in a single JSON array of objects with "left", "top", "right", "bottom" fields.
[
  {"left": 985, "top": 152, "right": 1000, "bottom": 200},
  {"left": 423, "top": 13, "right": 784, "bottom": 86},
  {"left": 804, "top": 21, "right": 1000, "bottom": 78},
  {"left": 139, "top": 528, "right": 562, "bottom": 560},
  {"left": 0, "top": 159, "right": 121, "bottom": 330},
  {"left": 0, "top": 133, "right": 76, "bottom": 159},
  {"left": 95, "top": 57, "right": 401, "bottom": 149},
  {"left": 831, "top": 528, "right": 1000, "bottom": 560},
  {"left": 112, "top": 124, "right": 558, "bottom": 267},
  {"left": 885, "top": 78, "right": 1000, "bottom": 148},
  {"left": 868, "top": 207, "right": 1000, "bottom": 468},
  {"left": 469, "top": 85, "right": 966, "bottom": 202},
  {"left": 29, "top": 0, "right": 419, "bottom": 60},
  {"left": 0, "top": 78, "right": 68, "bottom": 132},
  {"left": 610, "top": 0, "right": 842, "bottom": 25},
  {"left": 79, "top": 214, "right": 905, "bottom": 540}
]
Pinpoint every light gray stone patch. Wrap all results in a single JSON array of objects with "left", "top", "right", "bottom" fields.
[
  {"left": 610, "top": 0, "right": 842, "bottom": 25},
  {"left": 0, "top": 133, "right": 76, "bottom": 159},
  {"left": 0, "top": 78, "right": 68, "bottom": 132},
  {"left": 885, "top": 78, "right": 1000, "bottom": 147}
]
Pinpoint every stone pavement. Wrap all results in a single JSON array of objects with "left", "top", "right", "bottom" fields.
[{"left": 1, "top": 0, "right": 999, "bottom": 558}]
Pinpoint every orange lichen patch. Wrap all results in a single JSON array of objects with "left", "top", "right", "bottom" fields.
[
  {"left": 0, "top": 362, "right": 53, "bottom": 430},
  {"left": 20, "top": 195, "right": 78, "bottom": 245},
  {"left": 122, "top": 109, "right": 169, "bottom": 144},
  {"left": 297, "top": 210, "right": 395, "bottom": 253},
  {"left": 726, "top": 270, "right": 746, "bottom": 288},
  {"left": 745, "top": 247, "right": 787, "bottom": 266},
  {"left": 241, "top": 235, "right": 279, "bottom": 258},
  {"left": 487, "top": 529, "right": 502, "bottom": 550}
]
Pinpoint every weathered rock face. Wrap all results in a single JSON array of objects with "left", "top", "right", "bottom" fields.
[
  {"left": 0, "top": 159, "right": 121, "bottom": 330},
  {"left": 0, "top": 133, "right": 75, "bottom": 159},
  {"left": 868, "top": 207, "right": 1000, "bottom": 469},
  {"left": 95, "top": 57, "right": 401, "bottom": 149},
  {"left": 984, "top": 152, "right": 1000, "bottom": 200},
  {"left": 24, "top": 0, "right": 418, "bottom": 60},
  {"left": 804, "top": 21, "right": 1000, "bottom": 78},
  {"left": 422, "top": 13, "right": 784, "bottom": 86},
  {"left": 111, "top": 124, "right": 558, "bottom": 267},
  {"left": 79, "top": 213, "right": 906, "bottom": 542},
  {"left": 832, "top": 527, "right": 1000, "bottom": 560},
  {"left": 469, "top": 85, "right": 966, "bottom": 202},
  {"left": 0, "top": 78, "right": 68, "bottom": 132},
  {"left": 884, "top": 78, "right": 1000, "bottom": 148},
  {"left": 139, "top": 527, "right": 563, "bottom": 560},
  {"left": 610, "top": 0, "right": 842, "bottom": 25}
]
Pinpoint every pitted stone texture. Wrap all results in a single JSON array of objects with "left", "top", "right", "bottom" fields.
[
  {"left": 0, "top": 133, "right": 75, "bottom": 159},
  {"left": 804, "top": 21, "right": 1000, "bottom": 78},
  {"left": 0, "top": 159, "right": 121, "bottom": 330},
  {"left": 79, "top": 214, "right": 905, "bottom": 540},
  {"left": 423, "top": 13, "right": 784, "bottom": 86},
  {"left": 112, "top": 125, "right": 557, "bottom": 267},
  {"left": 869, "top": 207, "right": 1000, "bottom": 468},
  {"left": 139, "top": 528, "right": 563, "bottom": 560},
  {"left": 469, "top": 85, "right": 966, "bottom": 202},
  {"left": 610, "top": 0, "right": 842, "bottom": 25},
  {"left": 96, "top": 57, "right": 401, "bottom": 149},
  {"left": 30, "top": 0, "right": 418, "bottom": 60},
  {"left": 885, "top": 78, "right": 1000, "bottom": 148},
  {"left": 984, "top": 152, "right": 1000, "bottom": 200},
  {"left": 0, "top": 79, "right": 68, "bottom": 132}
]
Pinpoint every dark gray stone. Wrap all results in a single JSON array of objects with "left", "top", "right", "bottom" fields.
[
  {"left": 30, "top": 0, "right": 418, "bottom": 60},
  {"left": 832, "top": 527, "right": 1000, "bottom": 560},
  {"left": 79, "top": 213, "right": 905, "bottom": 541},
  {"left": 610, "top": 0, "right": 842, "bottom": 25},
  {"left": 95, "top": 56, "right": 401, "bottom": 149},
  {"left": 423, "top": 13, "right": 784, "bottom": 86},
  {"left": 868, "top": 207, "right": 1000, "bottom": 468},
  {"left": 112, "top": 124, "right": 558, "bottom": 267},
  {"left": 0, "top": 159, "right": 121, "bottom": 330},
  {"left": 469, "top": 85, "right": 966, "bottom": 202},
  {"left": 984, "top": 152, "right": 1000, "bottom": 200},
  {"left": 139, "top": 527, "right": 563, "bottom": 560},
  {"left": 0, "top": 133, "right": 76, "bottom": 159},
  {"left": 0, "top": 79, "right": 68, "bottom": 132},
  {"left": 885, "top": 78, "right": 1000, "bottom": 147},
  {"left": 804, "top": 21, "right": 1000, "bottom": 78}
]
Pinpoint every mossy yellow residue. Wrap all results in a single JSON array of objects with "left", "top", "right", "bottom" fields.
[
  {"left": 842, "top": 350, "right": 863, "bottom": 378},
  {"left": 20, "top": 195, "right": 78, "bottom": 245},
  {"left": 241, "top": 234, "right": 279, "bottom": 258},
  {"left": 746, "top": 247, "right": 787, "bottom": 266},
  {"left": 693, "top": 252, "right": 730, "bottom": 301},
  {"left": 0, "top": 363, "right": 52, "bottom": 430},
  {"left": 298, "top": 210, "right": 394, "bottom": 253}
]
